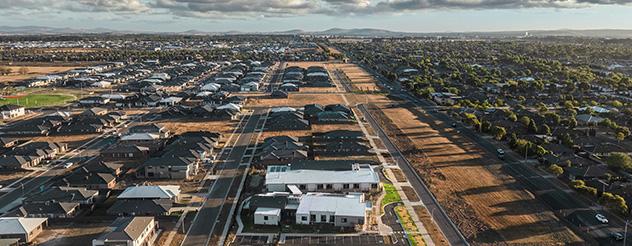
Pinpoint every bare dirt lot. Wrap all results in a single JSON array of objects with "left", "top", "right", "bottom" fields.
[
  {"left": 247, "top": 92, "right": 346, "bottom": 108},
  {"left": 34, "top": 134, "right": 100, "bottom": 149},
  {"left": 36, "top": 220, "right": 111, "bottom": 246},
  {"left": 376, "top": 104, "right": 582, "bottom": 244},
  {"left": 332, "top": 63, "right": 380, "bottom": 91},
  {"left": 0, "top": 66, "right": 78, "bottom": 82},
  {"left": 0, "top": 170, "right": 33, "bottom": 186},
  {"left": 413, "top": 205, "right": 450, "bottom": 246},
  {"left": 156, "top": 119, "right": 236, "bottom": 136}
]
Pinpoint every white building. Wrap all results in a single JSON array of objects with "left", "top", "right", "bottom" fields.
[
  {"left": 295, "top": 193, "right": 367, "bottom": 228},
  {"left": 241, "top": 82, "right": 260, "bottom": 92},
  {"left": 265, "top": 164, "right": 380, "bottom": 192},
  {"left": 254, "top": 207, "right": 281, "bottom": 226},
  {"left": 0, "top": 105, "right": 26, "bottom": 119}
]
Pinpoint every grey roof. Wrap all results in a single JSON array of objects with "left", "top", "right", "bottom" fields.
[
  {"left": 297, "top": 193, "right": 366, "bottom": 217},
  {"left": 0, "top": 217, "right": 48, "bottom": 235},
  {"left": 24, "top": 187, "right": 98, "bottom": 203},
  {"left": 266, "top": 164, "right": 379, "bottom": 185},
  {"left": 118, "top": 185, "right": 180, "bottom": 200},
  {"left": 20, "top": 202, "right": 79, "bottom": 216},
  {"left": 103, "top": 217, "right": 155, "bottom": 242},
  {"left": 107, "top": 199, "right": 172, "bottom": 216}
]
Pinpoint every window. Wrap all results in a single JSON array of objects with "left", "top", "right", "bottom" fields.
[
  {"left": 353, "top": 184, "right": 360, "bottom": 189},
  {"left": 299, "top": 184, "right": 306, "bottom": 189},
  {"left": 330, "top": 215, "right": 335, "bottom": 222},
  {"left": 321, "top": 215, "right": 327, "bottom": 222},
  {"left": 310, "top": 215, "right": 316, "bottom": 221},
  {"left": 317, "top": 184, "right": 324, "bottom": 189},
  {"left": 342, "top": 218, "right": 347, "bottom": 223},
  {"left": 343, "top": 184, "right": 350, "bottom": 189},
  {"left": 302, "top": 216, "right": 307, "bottom": 221},
  {"left": 264, "top": 216, "right": 268, "bottom": 221},
  {"left": 371, "top": 183, "right": 378, "bottom": 189},
  {"left": 326, "top": 184, "right": 333, "bottom": 189}
]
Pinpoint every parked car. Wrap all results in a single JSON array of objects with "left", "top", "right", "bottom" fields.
[
  {"left": 610, "top": 232, "right": 623, "bottom": 241},
  {"left": 63, "top": 162, "right": 74, "bottom": 169},
  {"left": 595, "top": 213, "right": 609, "bottom": 224},
  {"left": 496, "top": 149, "right": 505, "bottom": 160}
]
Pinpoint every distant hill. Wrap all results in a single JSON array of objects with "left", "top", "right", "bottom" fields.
[
  {"left": 2, "top": 25, "right": 632, "bottom": 38},
  {"left": 0, "top": 25, "right": 124, "bottom": 35}
]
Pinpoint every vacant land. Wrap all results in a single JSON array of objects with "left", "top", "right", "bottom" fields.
[
  {"left": 402, "top": 186, "right": 420, "bottom": 202},
  {"left": 413, "top": 206, "right": 450, "bottom": 246},
  {"left": 34, "top": 134, "right": 99, "bottom": 149},
  {"left": 0, "top": 170, "right": 33, "bottom": 186},
  {"left": 35, "top": 220, "right": 111, "bottom": 246},
  {"left": 157, "top": 119, "right": 237, "bottom": 136},
  {"left": 332, "top": 63, "right": 380, "bottom": 91},
  {"left": 390, "top": 168, "right": 408, "bottom": 182},
  {"left": 248, "top": 93, "right": 346, "bottom": 108},
  {"left": 0, "top": 66, "right": 78, "bottom": 82},
  {"left": 376, "top": 104, "right": 581, "bottom": 244}
]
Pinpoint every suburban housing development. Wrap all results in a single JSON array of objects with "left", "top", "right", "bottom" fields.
[{"left": 0, "top": 25, "right": 631, "bottom": 246}]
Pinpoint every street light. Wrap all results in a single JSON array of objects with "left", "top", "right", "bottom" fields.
[{"left": 624, "top": 220, "right": 629, "bottom": 246}]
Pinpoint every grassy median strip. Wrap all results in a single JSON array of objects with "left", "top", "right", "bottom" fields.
[
  {"left": 395, "top": 205, "right": 426, "bottom": 246},
  {"left": 382, "top": 183, "right": 402, "bottom": 207}
]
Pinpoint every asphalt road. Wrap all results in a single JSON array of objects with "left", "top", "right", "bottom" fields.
[
  {"left": 355, "top": 62, "right": 632, "bottom": 245},
  {"left": 359, "top": 104, "right": 469, "bottom": 246},
  {"left": 330, "top": 64, "right": 468, "bottom": 245},
  {"left": 182, "top": 108, "right": 267, "bottom": 246},
  {"left": 266, "top": 62, "right": 285, "bottom": 93},
  {"left": 0, "top": 112, "right": 151, "bottom": 213},
  {"left": 382, "top": 202, "right": 411, "bottom": 246}
]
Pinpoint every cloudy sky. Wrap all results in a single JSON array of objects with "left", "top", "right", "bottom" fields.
[{"left": 1, "top": 0, "right": 632, "bottom": 32}]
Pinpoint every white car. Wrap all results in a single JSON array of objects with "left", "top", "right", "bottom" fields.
[
  {"left": 595, "top": 213, "right": 609, "bottom": 224},
  {"left": 63, "top": 162, "right": 74, "bottom": 169}
]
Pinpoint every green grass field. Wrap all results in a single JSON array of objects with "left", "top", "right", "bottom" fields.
[
  {"left": 382, "top": 183, "right": 402, "bottom": 207},
  {"left": 0, "top": 94, "right": 76, "bottom": 108}
]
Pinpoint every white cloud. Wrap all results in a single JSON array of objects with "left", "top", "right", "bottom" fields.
[{"left": 0, "top": 0, "right": 630, "bottom": 18}]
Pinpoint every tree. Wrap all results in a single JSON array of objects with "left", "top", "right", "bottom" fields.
[
  {"left": 606, "top": 152, "right": 632, "bottom": 171},
  {"left": 481, "top": 120, "right": 492, "bottom": 133},
  {"left": 616, "top": 132, "right": 626, "bottom": 142},
  {"left": 567, "top": 117, "right": 578, "bottom": 129},
  {"left": 545, "top": 112, "right": 561, "bottom": 125},
  {"left": 541, "top": 124, "right": 552, "bottom": 135},
  {"left": 520, "top": 116, "right": 531, "bottom": 126},
  {"left": 561, "top": 133, "right": 574, "bottom": 147},
  {"left": 492, "top": 126, "right": 507, "bottom": 141},
  {"left": 599, "top": 192, "right": 629, "bottom": 215},
  {"left": 0, "top": 67, "right": 12, "bottom": 75},
  {"left": 548, "top": 164, "right": 564, "bottom": 176},
  {"left": 507, "top": 112, "right": 518, "bottom": 122},
  {"left": 528, "top": 119, "right": 539, "bottom": 133},
  {"left": 18, "top": 67, "right": 29, "bottom": 75}
]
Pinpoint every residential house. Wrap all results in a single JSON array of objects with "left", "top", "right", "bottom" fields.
[
  {"left": 265, "top": 108, "right": 310, "bottom": 131},
  {"left": 0, "top": 217, "right": 48, "bottom": 243},
  {"left": 79, "top": 97, "right": 111, "bottom": 106},
  {"left": 92, "top": 217, "right": 159, "bottom": 246},
  {"left": 62, "top": 167, "right": 117, "bottom": 190},
  {"left": 107, "top": 186, "right": 179, "bottom": 216},
  {"left": 100, "top": 144, "right": 151, "bottom": 161},
  {"left": 128, "top": 123, "right": 170, "bottom": 138},
  {"left": 0, "top": 105, "right": 26, "bottom": 119}
]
